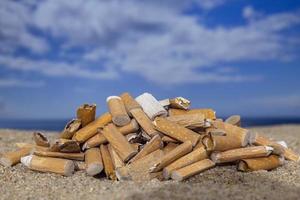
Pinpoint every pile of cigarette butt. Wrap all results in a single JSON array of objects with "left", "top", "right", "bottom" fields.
[{"left": 1, "top": 92, "right": 299, "bottom": 181}]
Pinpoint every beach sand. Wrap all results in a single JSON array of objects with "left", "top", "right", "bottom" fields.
[{"left": 0, "top": 125, "right": 300, "bottom": 200}]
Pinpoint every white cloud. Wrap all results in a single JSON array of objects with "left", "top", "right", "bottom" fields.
[
  {"left": 0, "top": 1, "right": 299, "bottom": 84},
  {"left": 0, "top": 78, "right": 45, "bottom": 88}
]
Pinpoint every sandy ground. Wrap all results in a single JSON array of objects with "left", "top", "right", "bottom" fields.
[{"left": 0, "top": 125, "right": 300, "bottom": 200}]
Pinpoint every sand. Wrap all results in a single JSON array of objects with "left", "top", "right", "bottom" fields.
[{"left": 0, "top": 125, "right": 300, "bottom": 200}]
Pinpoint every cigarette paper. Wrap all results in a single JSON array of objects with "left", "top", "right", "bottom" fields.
[
  {"left": 154, "top": 117, "right": 201, "bottom": 147},
  {"left": 85, "top": 148, "right": 103, "bottom": 176},
  {"left": 73, "top": 112, "right": 112, "bottom": 143},
  {"left": 163, "top": 146, "right": 208, "bottom": 179},
  {"left": 150, "top": 141, "right": 193, "bottom": 173},
  {"left": 171, "top": 159, "right": 215, "bottom": 181},
  {"left": 166, "top": 113, "right": 206, "bottom": 129},
  {"left": 168, "top": 108, "right": 216, "bottom": 120},
  {"left": 107, "top": 96, "right": 130, "bottom": 126},
  {"left": 21, "top": 155, "right": 74, "bottom": 176},
  {"left": 202, "top": 134, "right": 244, "bottom": 152},
  {"left": 102, "top": 124, "right": 138, "bottom": 162},
  {"left": 135, "top": 93, "right": 167, "bottom": 120},
  {"left": 211, "top": 146, "right": 273, "bottom": 164},
  {"left": 34, "top": 150, "right": 84, "bottom": 161},
  {"left": 238, "top": 155, "right": 284, "bottom": 172}
]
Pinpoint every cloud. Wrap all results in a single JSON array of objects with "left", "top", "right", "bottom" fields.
[
  {"left": 0, "top": 1, "right": 299, "bottom": 84},
  {"left": 0, "top": 78, "right": 45, "bottom": 88}
]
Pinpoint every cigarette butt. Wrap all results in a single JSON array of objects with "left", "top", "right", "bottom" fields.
[
  {"left": 116, "top": 149, "right": 164, "bottom": 181},
  {"left": 130, "top": 108, "right": 159, "bottom": 137},
  {"left": 120, "top": 92, "right": 141, "bottom": 114},
  {"left": 33, "top": 132, "right": 50, "bottom": 147},
  {"left": 129, "top": 135, "right": 163, "bottom": 163},
  {"left": 34, "top": 150, "right": 84, "bottom": 161},
  {"left": 107, "top": 96, "right": 130, "bottom": 126},
  {"left": 171, "top": 159, "right": 215, "bottom": 181},
  {"left": 169, "top": 97, "right": 190, "bottom": 110},
  {"left": 166, "top": 113, "right": 206, "bottom": 129},
  {"left": 82, "top": 119, "right": 139, "bottom": 150},
  {"left": 73, "top": 112, "right": 112, "bottom": 143},
  {"left": 211, "top": 146, "right": 273, "bottom": 164},
  {"left": 0, "top": 147, "right": 32, "bottom": 167},
  {"left": 100, "top": 145, "right": 117, "bottom": 180},
  {"left": 102, "top": 124, "right": 138, "bottom": 162},
  {"left": 150, "top": 141, "right": 193, "bottom": 173},
  {"left": 85, "top": 148, "right": 103, "bottom": 176},
  {"left": 49, "top": 139, "right": 81, "bottom": 153},
  {"left": 21, "top": 155, "right": 74, "bottom": 176},
  {"left": 135, "top": 93, "right": 168, "bottom": 120},
  {"left": 254, "top": 134, "right": 299, "bottom": 162},
  {"left": 74, "top": 161, "right": 86, "bottom": 171},
  {"left": 15, "top": 143, "right": 49, "bottom": 152},
  {"left": 108, "top": 144, "right": 124, "bottom": 169},
  {"left": 153, "top": 117, "right": 201, "bottom": 147},
  {"left": 212, "top": 121, "right": 250, "bottom": 147},
  {"left": 59, "top": 119, "right": 81, "bottom": 139},
  {"left": 225, "top": 115, "right": 241, "bottom": 127},
  {"left": 202, "top": 134, "right": 244, "bottom": 152},
  {"left": 162, "top": 143, "right": 179, "bottom": 154},
  {"left": 77, "top": 104, "right": 96, "bottom": 127},
  {"left": 162, "top": 136, "right": 179, "bottom": 143},
  {"left": 238, "top": 155, "right": 284, "bottom": 172},
  {"left": 163, "top": 146, "right": 208, "bottom": 179},
  {"left": 168, "top": 108, "right": 216, "bottom": 120}
]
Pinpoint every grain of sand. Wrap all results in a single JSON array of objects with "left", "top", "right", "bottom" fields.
[{"left": 0, "top": 125, "right": 300, "bottom": 200}]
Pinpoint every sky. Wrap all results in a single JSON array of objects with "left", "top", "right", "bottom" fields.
[{"left": 0, "top": 0, "right": 300, "bottom": 119}]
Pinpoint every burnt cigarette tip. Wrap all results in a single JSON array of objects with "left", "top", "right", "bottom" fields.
[
  {"left": 21, "top": 155, "right": 32, "bottom": 167},
  {"left": 86, "top": 163, "right": 103, "bottom": 176},
  {"left": 210, "top": 153, "right": 219, "bottom": 163},
  {"left": 64, "top": 161, "right": 75, "bottom": 176},
  {"left": 171, "top": 171, "right": 183, "bottom": 181},
  {"left": 106, "top": 96, "right": 121, "bottom": 102},
  {"left": 162, "top": 168, "right": 170, "bottom": 180}
]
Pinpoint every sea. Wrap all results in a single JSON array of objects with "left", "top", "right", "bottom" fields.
[{"left": 0, "top": 118, "right": 300, "bottom": 131}]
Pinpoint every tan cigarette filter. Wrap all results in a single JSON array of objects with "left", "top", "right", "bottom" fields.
[
  {"left": 225, "top": 115, "right": 241, "bottom": 127},
  {"left": 129, "top": 135, "right": 163, "bottom": 163},
  {"left": 212, "top": 121, "right": 250, "bottom": 147},
  {"left": 166, "top": 113, "right": 206, "bottom": 129},
  {"left": 171, "top": 159, "right": 215, "bottom": 181},
  {"left": 154, "top": 117, "right": 201, "bottom": 147},
  {"left": 238, "top": 155, "right": 284, "bottom": 172},
  {"left": 34, "top": 150, "right": 85, "bottom": 161},
  {"left": 50, "top": 139, "right": 81, "bottom": 153},
  {"left": 162, "top": 136, "right": 179, "bottom": 143},
  {"left": 73, "top": 112, "right": 112, "bottom": 143},
  {"left": 130, "top": 108, "right": 159, "bottom": 137},
  {"left": 169, "top": 97, "right": 191, "bottom": 110},
  {"left": 107, "top": 96, "right": 131, "bottom": 126},
  {"left": 0, "top": 147, "right": 32, "bottom": 167},
  {"left": 135, "top": 93, "right": 168, "bottom": 120},
  {"left": 116, "top": 149, "right": 164, "bottom": 181},
  {"left": 77, "top": 104, "right": 96, "bottom": 127},
  {"left": 85, "top": 148, "right": 103, "bottom": 176},
  {"left": 162, "top": 143, "right": 179, "bottom": 154},
  {"left": 120, "top": 92, "right": 141, "bottom": 114},
  {"left": 82, "top": 119, "right": 139, "bottom": 149},
  {"left": 254, "top": 134, "right": 300, "bottom": 162},
  {"left": 150, "top": 141, "right": 193, "bottom": 173},
  {"left": 163, "top": 146, "right": 208, "bottom": 179},
  {"left": 15, "top": 143, "right": 49, "bottom": 152},
  {"left": 59, "top": 119, "right": 81, "bottom": 139},
  {"left": 202, "top": 134, "right": 244, "bottom": 152},
  {"left": 168, "top": 108, "right": 216, "bottom": 120},
  {"left": 102, "top": 124, "right": 137, "bottom": 162},
  {"left": 21, "top": 155, "right": 75, "bottom": 176},
  {"left": 100, "top": 145, "right": 117, "bottom": 180},
  {"left": 108, "top": 144, "right": 124, "bottom": 169},
  {"left": 33, "top": 132, "right": 50, "bottom": 147},
  {"left": 211, "top": 146, "right": 273, "bottom": 164}
]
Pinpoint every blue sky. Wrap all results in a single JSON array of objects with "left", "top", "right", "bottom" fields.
[{"left": 0, "top": 0, "right": 300, "bottom": 119}]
